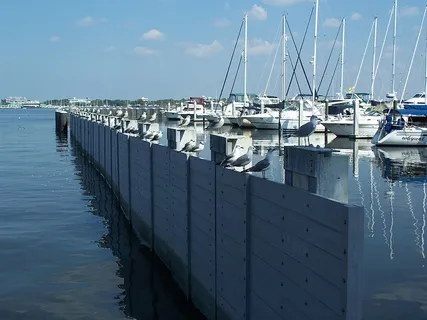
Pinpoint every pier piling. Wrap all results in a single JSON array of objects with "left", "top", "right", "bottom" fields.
[{"left": 55, "top": 110, "right": 69, "bottom": 133}]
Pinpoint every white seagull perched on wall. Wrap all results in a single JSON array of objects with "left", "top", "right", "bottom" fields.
[
  {"left": 151, "top": 131, "right": 163, "bottom": 141},
  {"left": 242, "top": 148, "right": 275, "bottom": 179},
  {"left": 284, "top": 115, "right": 320, "bottom": 145},
  {"left": 206, "top": 115, "right": 224, "bottom": 129},
  {"left": 149, "top": 112, "right": 157, "bottom": 122},
  {"left": 228, "top": 146, "right": 255, "bottom": 170},
  {"left": 219, "top": 144, "right": 245, "bottom": 167},
  {"left": 189, "top": 141, "right": 205, "bottom": 153},
  {"left": 143, "top": 130, "right": 154, "bottom": 140},
  {"left": 181, "top": 139, "right": 196, "bottom": 152},
  {"left": 139, "top": 112, "right": 147, "bottom": 122},
  {"left": 178, "top": 115, "right": 191, "bottom": 128}
]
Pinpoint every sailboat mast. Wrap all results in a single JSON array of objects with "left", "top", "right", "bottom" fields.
[
  {"left": 371, "top": 16, "right": 378, "bottom": 100},
  {"left": 425, "top": 16, "right": 427, "bottom": 105},
  {"left": 392, "top": 0, "right": 397, "bottom": 97},
  {"left": 243, "top": 13, "right": 248, "bottom": 105},
  {"left": 282, "top": 15, "right": 286, "bottom": 101},
  {"left": 312, "top": 0, "right": 319, "bottom": 105},
  {"left": 340, "top": 18, "right": 346, "bottom": 98}
]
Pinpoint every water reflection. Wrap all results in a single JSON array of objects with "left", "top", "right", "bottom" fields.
[
  {"left": 69, "top": 140, "right": 205, "bottom": 320},
  {"left": 373, "top": 147, "right": 427, "bottom": 261},
  {"left": 362, "top": 147, "right": 427, "bottom": 319}
]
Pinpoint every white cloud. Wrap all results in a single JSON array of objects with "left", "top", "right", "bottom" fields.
[
  {"left": 49, "top": 35, "right": 60, "bottom": 42},
  {"left": 75, "top": 16, "right": 106, "bottom": 27},
  {"left": 400, "top": 6, "right": 419, "bottom": 17},
  {"left": 350, "top": 13, "right": 362, "bottom": 21},
  {"left": 262, "top": 0, "right": 308, "bottom": 6},
  {"left": 248, "top": 38, "right": 276, "bottom": 55},
  {"left": 184, "top": 40, "right": 223, "bottom": 58},
  {"left": 131, "top": 46, "right": 155, "bottom": 56},
  {"left": 248, "top": 4, "right": 267, "bottom": 21},
  {"left": 104, "top": 45, "right": 116, "bottom": 52},
  {"left": 323, "top": 18, "right": 341, "bottom": 28},
  {"left": 213, "top": 18, "right": 231, "bottom": 28},
  {"left": 141, "top": 29, "right": 165, "bottom": 40}
]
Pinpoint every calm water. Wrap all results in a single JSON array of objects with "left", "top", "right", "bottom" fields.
[
  {"left": 1, "top": 109, "right": 427, "bottom": 319},
  {"left": 0, "top": 109, "right": 204, "bottom": 319}
]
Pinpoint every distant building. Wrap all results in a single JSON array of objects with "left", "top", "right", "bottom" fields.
[
  {"left": 69, "top": 97, "right": 91, "bottom": 105},
  {"left": 4, "top": 96, "right": 40, "bottom": 108},
  {"left": 140, "top": 97, "right": 148, "bottom": 102}
]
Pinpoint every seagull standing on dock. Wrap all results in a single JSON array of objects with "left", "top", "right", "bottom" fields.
[
  {"left": 143, "top": 130, "right": 154, "bottom": 140},
  {"left": 139, "top": 112, "right": 147, "bottom": 122},
  {"left": 242, "top": 148, "right": 275, "bottom": 179},
  {"left": 178, "top": 115, "right": 191, "bottom": 128},
  {"left": 284, "top": 115, "right": 319, "bottom": 145},
  {"left": 220, "top": 144, "right": 245, "bottom": 167},
  {"left": 189, "top": 141, "right": 205, "bottom": 153},
  {"left": 181, "top": 139, "right": 196, "bottom": 152},
  {"left": 149, "top": 112, "right": 157, "bottom": 122},
  {"left": 151, "top": 131, "right": 163, "bottom": 141},
  {"left": 229, "top": 146, "right": 255, "bottom": 170},
  {"left": 207, "top": 115, "right": 224, "bottom": 129}
]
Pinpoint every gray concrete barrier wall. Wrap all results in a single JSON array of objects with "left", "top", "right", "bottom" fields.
[{"left": 69, "top": 114, "right": 364, "bottom": 320}]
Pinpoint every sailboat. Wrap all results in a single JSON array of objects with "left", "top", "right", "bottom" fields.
[
  {"left": 372, "top": 5, "right": 427, "bottom": 146},
  {"left": 320, "top": 16, "right": 384, "bottom": 138}
]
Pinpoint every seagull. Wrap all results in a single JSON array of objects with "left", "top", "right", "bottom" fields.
[
  {"left": 143, "top": 130, "right": 154, "bottom": 140},
  {"left": 149, "top": 112, "right": 157, "bottom": 122},
  {"left": 189, "top": 141, "right": 205, "bottom": 153},
  {"left": 151, "top": 131, "right": 163, "bottom": 141},
  {"left": 123, "top": 110, "right": 129, "bottom": 119},
  {"left": 284, "top": 115, "right": 319, "bottom": 145},
  {"left": 178, "top": 115, "right": 191, "bottom": 128},
  {"left": 108, "top": 110, "right": 113, "bottom": 116},
  {"left": 116, "top": 109, "right": 124, "bottom": 117},
  {"left": 229, "top": 146, "right": 255, "bottom": 170},
  {"left": 180, "top": 139, "right": 196, "bottom": 152},
  {"left": 219, "top": 144, "right": 245, "bottom": 167},
  {"left": 207, "top": 115, "right": 224, "bottom": 129},
  {"left": 139, "top": 112, "right": 147, "bottom": 122},
  {"left": 242, "top": 148, "right": 275, "bottom": 179}
]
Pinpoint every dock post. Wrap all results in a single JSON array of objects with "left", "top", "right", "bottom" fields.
[
  {"left": 350, "top": 99, "right": 360, "bottom": 139},
  {"left": 55, "top": 110, "right": 69, "bottom": 133},
  {"left": 283, "top": 145, "right": 349, "bottom": 203},
  {"left": 298, "top": 99, "right": 304, "bottom": 127}
]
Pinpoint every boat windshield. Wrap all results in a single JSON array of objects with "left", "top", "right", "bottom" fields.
[{"left": 413, "top": 93, "right": 426, "bottom": 98}]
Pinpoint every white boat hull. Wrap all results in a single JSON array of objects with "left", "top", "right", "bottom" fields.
[
  {"left": 321, "top": 119, "right": 380, "bottom": 138},
  {"left": 165, "top": 111, "right": 182, "bottom": 120},
  {"left": 373, "top": 127, "right": 427, "bottom": 146},
  {"left": 241, "top": 115, "right": 279, "bottom": 129}
]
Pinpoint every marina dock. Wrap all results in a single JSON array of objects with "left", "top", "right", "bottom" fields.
[{"left": 68, "top": 108, "right": 364, "bottom": 320}]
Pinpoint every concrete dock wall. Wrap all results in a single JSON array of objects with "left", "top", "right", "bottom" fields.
[{"left": 69, "top": 113, "right": 364, "bottom": 320}]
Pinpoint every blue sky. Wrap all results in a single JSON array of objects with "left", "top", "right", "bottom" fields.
[{"left": 0, "top": 0, "right": 425, "bottom": 101}]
